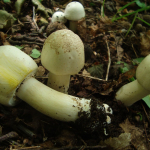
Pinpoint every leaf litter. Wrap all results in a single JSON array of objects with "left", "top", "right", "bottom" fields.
[{"left": 0, "top": 0, "right": 150, "bottom": 149}]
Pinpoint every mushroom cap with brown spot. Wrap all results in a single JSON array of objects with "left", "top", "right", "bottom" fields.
[{"left": 41, "top": 29, "right": 84, "bottom": 75}]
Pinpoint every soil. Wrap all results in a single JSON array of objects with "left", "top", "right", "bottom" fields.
[{"left": 0, "top": 0, "right": 150, "bottom": 150}]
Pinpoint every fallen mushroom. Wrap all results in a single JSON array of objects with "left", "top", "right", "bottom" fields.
[
  {"left": 41, "top": 29, "right": 84, "bottom": 93},
  {"left": 116, "top": 54, "right": 150, "bottom": 106},
  {"left": 64, "top": 1, "right": 85, "bottom": 32},
  {"left": 51, "top": 11, "right": 67, "bottom": 23},
  {"left": 0, "top": 45, "right": 112, "bottom": 123}
]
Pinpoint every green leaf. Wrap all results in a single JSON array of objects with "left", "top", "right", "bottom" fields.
[
  {"left": 129, "top": 77, "right": 135, "bottom": 82},
  {"left": 142, "top": 95, "right": 150, "bottom": 108},
  {"left": 32, "top": 0, "right": 50, "bottom": 18},
  {"left": 3, "top": 0, "right": 11, "bottom": 3},
  {"left": 120, "top": 67, "right": 129, "bottom": 73},
  {"left": 30, "top": 49, "right": 41, "bottom": 58},
  {"left": 15, "top": 45, "right": 24, "bottom": 50},
  {"left": 116, "top": 61, "right": 131, "bottom": 73},
  {"left": 89, "top": 2, "right": 95, "bottom": 7},
  {"left": 136, "top": 112, "right": 143, "bottom": 121},
  {"left": 136, "top": 0, "right": 146, "bottom": 8},
  {"left": 0, "top": 10, "right": 15, "bottom": 29},
  {"left": 87, "top": 64, "right": 104, "bottom": 78},
  {"left": 132, "top": 57, "right": 144, "bottom": 65},
  {"left": 15, "top": 0, "right": 26, "bottom": 15}
]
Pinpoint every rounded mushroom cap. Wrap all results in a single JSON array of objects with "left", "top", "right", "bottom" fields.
[
  {"left": 136, "top": 54, "right": 150, "bottom": 91},
  {"left": 51, "top": 11, "right": 67, "bottom": 23},
  {"left": 64, "top": 1, "right": 85, "bottom": 21},
  {"left": 0, "top": 45, "right": 38, "bottom": 106},
  {"left": 41, "top": 29, "right": 84, "bottom": 75}
]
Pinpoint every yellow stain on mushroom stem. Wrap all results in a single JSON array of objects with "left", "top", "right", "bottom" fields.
[{"left": 0, "top": 53, "right": 32, "bottom": 94}]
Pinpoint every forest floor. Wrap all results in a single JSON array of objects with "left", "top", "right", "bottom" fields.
[{"left": 0, "top": 0, "right": 150, "bottom": 149}]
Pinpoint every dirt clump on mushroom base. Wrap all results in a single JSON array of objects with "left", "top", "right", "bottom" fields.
[
  {"left": 75, "top": 99, "right": 109, "bottom": 135},
  {"left": 75, "top": 98, "right": 128, "bottom": 140}
]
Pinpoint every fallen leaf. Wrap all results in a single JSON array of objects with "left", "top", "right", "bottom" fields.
[
  {"left": 99, "top": 133, "right": 131, "bottom": 149},
  {"left": 0, "top": 10, "right": 15, "bottom": 29},
  {"left": 36, "top": 66, "right": 45, "bottom": 77},
  {"left": 120, "top": 119, "right": 148, "bottom": 150},
  {"left": 30, "top": 49, "right": 41, "bottom": 58},
  {"left": 140, "top": 30, "right": 150, "bottom": 56}
]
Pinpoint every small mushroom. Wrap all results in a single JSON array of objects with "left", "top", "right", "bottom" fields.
[
  {"left": 51, "top": 11, "right": 67, "bottom": 23},
  {"left": 64, "top": 1, "right": 85, "bottom": 32},
  {"left": 41, "top": 29, "right": 84, "bottom": 93},
  {"left": 0, "top": 45, "right": 112, "bottom": 123},
  {"left": 116, "top": 54, "right": 150, "bottom": 106}
]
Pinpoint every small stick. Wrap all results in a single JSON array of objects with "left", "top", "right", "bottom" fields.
[
  {"left": 0, "top": 131, "right": 18, "bottom": 142},
  {"left": 11, "top": 146, "right": 41, "bottom": 150},
  {"left": 33, "top": 6, "right": 39, "bottom": 31},
  {"left": 105, "top": 38, "right": 111, "bottom": 81},
  {"left": 141, "top": 103, "right": 150, "bottom": 123},
  {"left": 77, "top": 74, "right": 106, "bottom": 81},
  {"left": 132, "top": 44, "right": 138, "bottom": 58}
]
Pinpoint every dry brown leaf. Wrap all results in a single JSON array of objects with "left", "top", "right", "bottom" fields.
[
  {"left": 99, "top": 133, "right": 131, "bottom": 149},
  {"left": 82, "top": 69, "right": 91, "bottom": 76},
  {"left": 0, "top": 32, "right": 10, "bottom": 45},
  {"left": 120, "top": 119, "right": 149, "bottom": 150},
  {"left": 140, "top": 30, "right": 150, "bottom": 56},
  {"left": 116, "top": 37, "right": 124, "bottom": 61},
  {"left": 36, "top": 66, "right": 45, "bottom": 77}
]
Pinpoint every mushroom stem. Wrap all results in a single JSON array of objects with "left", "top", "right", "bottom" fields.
[
  {"left": 16, "top": 77, "right": 90, "bottom": 122},
  {"left": 69, "top": 21, "right": 78, "bottom": 32},
  {"left": 47, "top": 72, "right": 70, "bottom": 93},
  {"left": 116, "top": 80, "right": 150, "bottom": 106}
]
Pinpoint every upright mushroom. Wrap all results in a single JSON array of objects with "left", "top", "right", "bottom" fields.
[
  {"left": 64, "top": 1, "right": 85, "bottom": 32},
  {"left": 41, "top": 29, "right": 84, "bottom": 93},
  {"left": 0, "top": 45, "right": 112, "bottom": 123},
  {"left": 116, "top": 54, "right": 150, "bottom": 106},
  {"left": 51, "top": 11, "right": 67, "bottom": 23}
]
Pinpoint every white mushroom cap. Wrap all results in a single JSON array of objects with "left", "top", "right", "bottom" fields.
[
  {"left": 51, "top": 11, "right": 67, "bottom": 23},
  {"left": 136, "top": 54, "right": 150, "bottom": 91},
  {"left": 41, "top": 29, "right": 84, "bottom": 75},
  {"left": 64, "top": 1, "right": 85, "bottom": 21},
  {"left": 0, "top": 45, "right": 38, "bottom": 106}
]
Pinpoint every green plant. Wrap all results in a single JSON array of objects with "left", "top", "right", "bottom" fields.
[
  {"left": 112, "top": 0, "right": 149, "bottom": 22},
  {"left": 111, "top": 0, "right": 150, "bottom": 36}
]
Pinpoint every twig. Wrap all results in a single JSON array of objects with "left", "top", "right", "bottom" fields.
[
  {"left": 16, "top": 124, "right": 36, "bottom": 137},
  {"left": 12, "top": 146, "right": 41, "bottom": 150},
  {"left": 131, "top": 44, "right": 138, "bottom": 58},
  {"left": 105, "top": 38, "right": 111, "bottom": 81},
  {"left": 0, "top": 131, "right": 18, "bottom": 142},
  {"left": 141, "top": 103, "right": 150, "bottom": 123},
  {"left": 39, "top": 145, "right": 108, "bottom": 150},
  {"left": 33, "top": 6, "right": 39, "bottom": 31},
  {"left": 77, "top": 74, "right": 106, "bottom": 81}
]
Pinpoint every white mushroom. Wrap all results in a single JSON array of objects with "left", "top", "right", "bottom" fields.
[
  {"left": 64, "top": 1, "right": 85, "bottom": 32},
  {"left": 116, "top": 54, "right": 150, "bottom": 106},
  {"left": 0, "top": 45, "right": 112, "bottom": 122},
  {"left": 51, "top": 11, "right": 67, "bottom": 23},
  {"left": 41, "top": 29, "right": 84, "bottom": 93}
]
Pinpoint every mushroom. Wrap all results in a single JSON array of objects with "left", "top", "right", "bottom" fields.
[
  {"left": 41, "top": 29, "right": 84, "bottom": 93},
  {"left": 0, "top": 45, "right": 112, "bottom": 123},
  {"left": 64, "top": 1, "right": 85, "bottom": 32},
  {"left": 51, "top": 11, "right": 67, "bottom": 23},
  {"left": 116, "top": 54, "right": 150, "bottom": 106}
]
